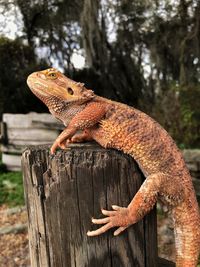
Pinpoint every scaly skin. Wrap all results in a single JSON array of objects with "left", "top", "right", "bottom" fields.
[{"left": 27, "top": 68, "right": 200, "bottom": 267}]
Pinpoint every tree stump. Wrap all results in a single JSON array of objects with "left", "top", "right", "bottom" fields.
[{"left": 22, "top": 143, "right": 158, "bottom": 267}]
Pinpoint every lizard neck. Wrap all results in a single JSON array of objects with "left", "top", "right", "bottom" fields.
[{"left": 48, "top": 96, "right": 89, "bottom": 126}]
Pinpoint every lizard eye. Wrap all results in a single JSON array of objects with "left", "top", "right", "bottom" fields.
[
  {"left": 67, "top": 87, "right": 74, "bottom": 95},
  {"left": 48, "top": 72, "right": 57, "bottom": 79}
]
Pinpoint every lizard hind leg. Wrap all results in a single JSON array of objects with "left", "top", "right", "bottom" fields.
[{"left": 87, "top": 172, "right": 166, "bottom": 236}]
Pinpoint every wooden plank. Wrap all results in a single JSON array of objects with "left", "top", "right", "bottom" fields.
[
  {"left": 2, "top": 154, "right": 21, "bottom": 171},
  {"left": 32, "top": 120, "right": 64, "bottom": 130},
  {"left": 1, "top": 142, "right": 53, "bottom": 154},
  {"left": 7, "top": 128, "right": 59, "bottom": 141},
  {"left": 5, "top": 140, "right": 53, "bottom": 146},
  {"left": 1, "top": 113, "right": 60, "bottom": 171},
  {"left": 1, "top": 144, "right": 24, "bottom": 154},
  {"left": 22, "top": 144, "right": 158, "bottom": 267},
  {"left": 3, "top": 113, "right": 62, "bottom": 129}
]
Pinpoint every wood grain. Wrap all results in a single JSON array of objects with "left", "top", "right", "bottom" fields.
[{"left": 22, "top": 143, "right": 158, "bottom": 267}]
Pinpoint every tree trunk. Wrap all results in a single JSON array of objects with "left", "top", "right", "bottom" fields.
[
  {"left": 22, "top": 143, "right": 158, "bottom": 267},
  {"left": 80, "top": 0, "right": 108, "bottom": 69}
]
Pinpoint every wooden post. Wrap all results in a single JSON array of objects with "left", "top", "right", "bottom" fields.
[{"left": 22, "top": 143, "right": 158, "bottom": 267}]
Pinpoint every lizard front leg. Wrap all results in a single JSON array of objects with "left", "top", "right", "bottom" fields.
[
  {"left": 50, "top": 126, "right": 77, "bottom": 154},
  {"left": 87, "top": 172, "right": 166, "bottom": 236},
  {"left": 50, "top": 102, "right": 107, "bottom": 153},
  {"left": 57, "top": 130, "right": 94, "bottom": 150},
  {"left": 70, "top": 130, "right": 93, "bottom": 143}
]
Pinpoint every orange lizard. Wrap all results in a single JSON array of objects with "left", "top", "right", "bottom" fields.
[{"left": 27, "top": 68, "right": 200, "bottom": 267}]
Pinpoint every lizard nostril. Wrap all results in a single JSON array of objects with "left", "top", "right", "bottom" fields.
[{"left": 38, "top": 73, "right": 46, "bottom": 79}]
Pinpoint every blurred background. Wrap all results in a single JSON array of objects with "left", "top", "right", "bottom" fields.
[
  {"left": 0, "top": 0, "right": 200, "bottom": 266},
  {"left": 0, "top": 0, "right": 199, "bottom": 147}
]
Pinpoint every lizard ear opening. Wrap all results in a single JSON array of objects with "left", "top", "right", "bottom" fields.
[{"left": 67, "top": 87, "right": 74, "bottom": 95}]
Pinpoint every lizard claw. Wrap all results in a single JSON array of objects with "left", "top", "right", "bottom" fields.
[
  {"left": 50, "top": 139, "right": 72, "bottom": 154},
  {"left": 87, "top": 205, "right": 131, "bottom": 237},
  {"left": 113, "top": 226, "right": 128, "bottom": 236},
  {"left": 50, "top": 144, "right": 57, "bottom": 154}
]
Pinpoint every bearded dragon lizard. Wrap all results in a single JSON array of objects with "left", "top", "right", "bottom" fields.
[{"left": 27, "top": 68, "right": 200, "bottom": 267}]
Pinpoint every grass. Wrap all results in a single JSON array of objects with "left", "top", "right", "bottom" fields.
[{"left": 0, "top": 158, "right": 24, "bottom": 206}]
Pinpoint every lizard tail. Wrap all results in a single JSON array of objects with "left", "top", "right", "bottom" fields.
[
  {"left": 176, "top": 259, "right": 200, "bottom": 267},
  {"left": 173, "top": 198, "right": 200, "bottom": 267}
]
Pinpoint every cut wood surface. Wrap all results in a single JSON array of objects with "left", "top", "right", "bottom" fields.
[{"left": 22, "top": 143, "right": 158, "bottom": 267}]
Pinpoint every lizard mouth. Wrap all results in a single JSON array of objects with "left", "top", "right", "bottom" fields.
[
  {"left": 27, "top": 73, "right": 50, "bottom": 97},
  {"left": 26, "top": 75, "right": 34, "bottom": 89}
]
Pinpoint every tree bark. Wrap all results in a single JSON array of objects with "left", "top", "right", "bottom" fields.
[
  {"left": 22, "top": 143, "right": 158, "bottom": 267},
  {"left": 80, "top": 0, "right": 109, "bottom": 70}
]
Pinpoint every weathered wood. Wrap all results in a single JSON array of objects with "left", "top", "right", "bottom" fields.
[
  {"left": 2, "top": 153, "right": 22, "bottom": 171},
  {"left": 1, "top": 144, "right": 24, "bottom": 154},
  {"left": 1, "top": 113, "right": 64, "bottom": 171},
  {"left": 2, "top": 112, "right": 63, "bottom": 129},
  {"left": 22, "top": 143, "right": 158, "bottom": 267},
  {"left": 7, "top": 128, "right": 59, "bottom": 142}
]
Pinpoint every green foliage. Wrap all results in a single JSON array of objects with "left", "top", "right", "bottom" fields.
[
  {"left": 0, "top": 36, "right": 48, "bottom": 118},
  {"left": 179, "top": 85, "right": 200, "bottom": 148},
  {"left": 0, "top": 171, "right": 24, "bottom": 206},
  {"left": 0, "top": 153, "right": 24, "bottom": 206},
  {"left": 149, "top": 84, "right": 200, "bottom": 148}
]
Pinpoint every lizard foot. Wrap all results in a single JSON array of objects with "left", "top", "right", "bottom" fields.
[
  {"left": 50, "top": 139, "right": 71, "bottom": 154},
  {"left": 87, "top": 205, "right": 132, "bottom": 237},
  {"left": 50, "top": 131, "right": 93, "bottom": 153},
  {"left": 71, "top": 130, "right": 93, "bottom": 143}
]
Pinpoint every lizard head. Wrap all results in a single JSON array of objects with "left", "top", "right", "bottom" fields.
[{"left": 27, "top": 68, "right": 95, "bottom": 109}]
